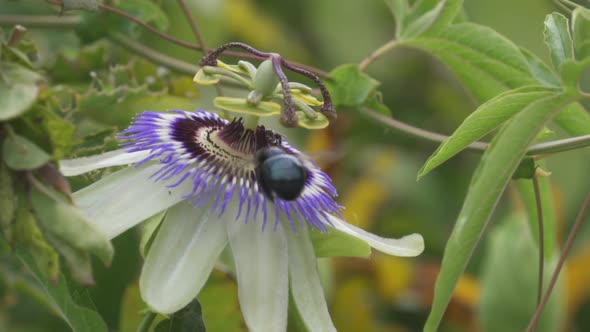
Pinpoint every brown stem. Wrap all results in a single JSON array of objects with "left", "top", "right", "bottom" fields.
[
  {"left": 525, "top": 192, "right": 590, "bottom": 332},
  {"left": 98, "top": 3, "right": 203, "bottom": 52},
  {"left": 532, "top": 176, "right": 545, "bottom": 307}
]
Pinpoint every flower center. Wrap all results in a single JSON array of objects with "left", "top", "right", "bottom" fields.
[{"left": 119, "top": 110, "right": 342, "bottom": 232}]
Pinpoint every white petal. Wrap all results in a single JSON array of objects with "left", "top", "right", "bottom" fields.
[
  {"left": 328, "top": 215, "right": 424, "bottom": 257},
  {"left": 73, "top": 165, "right": 191, "bottom": 238},
  {"left": 140, "top": 202, "right": 227, "bottom": 314},
  {"left": 60, "top": 149, "right": 150, "bottom": 176},
  {"left": 287, "top": 229, "right": 336, "bottom": 332},
  {"left": 227, "top": 217, "right": 288, "bottom": 332}
]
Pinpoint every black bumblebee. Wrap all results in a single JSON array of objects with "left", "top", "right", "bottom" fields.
[{"left": 255, "top": 146, "right": 306, "bottom": 201}]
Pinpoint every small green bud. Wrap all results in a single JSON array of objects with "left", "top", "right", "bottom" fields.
[{"left": 253, "top": 58, "right": 279, "bottom": 97}]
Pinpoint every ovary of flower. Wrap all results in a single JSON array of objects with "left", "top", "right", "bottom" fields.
[{"left": 60, "top": 110, "right": 424, "bottom": 332}]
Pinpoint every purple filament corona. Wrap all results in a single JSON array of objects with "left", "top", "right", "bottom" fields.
[{"left": 118, "top": 110, "right": 342, "bottom": 232}]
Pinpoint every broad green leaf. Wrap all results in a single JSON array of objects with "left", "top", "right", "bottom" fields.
[
  {"left": 384, "top": 0, "right": 408, "bottom": 38},
  {"left": 572, "top": 7, "right": 590, "bottom": 59},
  {"left": 310, "top": 227, "right": 371, "bottom": 257},
  {"left": 154, "top": 299, "right": 206, "bottom": 332},
  {"left": 14, "top": 104, "right": 78, "bottom": 160},
  {"left": 2, "top": 134, "right": 51, "bottom": 170},
  {"left": 404, "top": 23, "right": 537, "bottom": 102},
  {"left": 424, "top": 93, "right": 574, "bottom": 331},
  {"left": 402, "top": 0, "right": 447, "bottom": 38},
  {"left": 325, "top": 64, "right": 380, "bottom": 108},
  {"left": 544, "top": 13, "right": 575, "bottom": 69},
  {"left": 13, "top": 198, "right": 59, "bottom": 281},
  {"left": 0, "top": 62, "right": 41, "bottom": 120},
  {"left": 365, "top": 93, "right": 392, "bottom": 115},
  {"left": 29, "top": 177, "right": 114, "bottom": 266},
  {"left": 553, "top": 102, "right": 590, "bottom": 136},
  {"left": 46, "top": 231, "right": 95, "bottom": 286},
  {"left": 519, "top": 48, "right": 560, "bottom": 87},
  {"left": 418, "top": 86, "right": 557, "bottom": 178},
  {"left": 16, "top": 246, "right": 108, "bottom": 332},
  {"left": 404, "top": 0, "right": 464, "bottom": 37},
  {"left": 478, "top": 217, "right": 563, "bottom": 332},
  {"left": 559, "top": 58, "right": 590, "bottom": 91},
  {"left": 77, "top": 86, "right": 197, "bottom": 126}
]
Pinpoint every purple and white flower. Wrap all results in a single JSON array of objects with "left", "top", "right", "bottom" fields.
[{"left": 60, "top": 110, "right": 424, "bottom": 332}]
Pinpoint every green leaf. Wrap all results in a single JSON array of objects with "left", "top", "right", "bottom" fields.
[
  {"left": 154, "top": 299, "right": 206, "bottom": 332},
  {"left": 310, "top": 227, "right": 371, "bottom": 258},
  {"left": 519, "top": 48, "right": 560, "bottom": 87},
  {"left": 553, "top": 102, "right": 590, "bottom": 136},
  {"left": 0, "top": 62, "right": 41, "bottom": 121},
  {"left": 2, "top": 134, "right": 51, "bottom": 170},
  {"left": 418, "top": 86, "right": 557, "bottom": 178},
  {"left": 13, "top": 198, "right": 59, "bottom": 281},
  {"left": 511, "top": 158, "right": 536, "bottom": 180},
  {"left": 14, "top": 104, "right": 78, "bottom": 160},
  {"left": 325, "top": 64, "right": 380, "bottom": 108},
  {"left": 424, "top": 93, "right": 573, "bottom": 331},
  {"left": 544, "top": 13, "right": 575, "bottom": 69},
  {"left": 404, "top": 23, "right": 537, "bottom": 102},
  {"left": 572, "top": 7, "right": 590, "bottom": 60},
  {"left": 478, "top": 217, "right": 563, "bottom": 332},
  {"left": 558, "top": 58, "right": 590, "bottom": 92},
  {"left": 16, "top": 245, "right": 109, "bottom": 332},
  {"left": 77, "top": 86, "right": 197, "bottom": 126},
  {"left": 29, "top": 177, "right": 114, "bottom": 266},
  {"left": 0, "top": 162, "right": 15, "bottom": 236},
  {"left": 384, "top": 0, "right": 408, "bottom": 38},
  {"left": 404, "top": 0, "right": 464, "bottom": 38}
]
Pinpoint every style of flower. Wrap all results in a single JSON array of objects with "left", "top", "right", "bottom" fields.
[{"left": 60, "top": 110, "right": 424, "bottom": 332}]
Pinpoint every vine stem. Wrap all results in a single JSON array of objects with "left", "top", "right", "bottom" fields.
[
  {"left": 177, "top": 0, "right": 207, "bottom": 52},
  {"left": 361, "top": 108, "right": 590, "bottom": 156},
  {"left": 525, "top": 192, "right": 590, "bottom": 332},
  {"left": 532, "top": 176, "right": 545, "bottom": 307},
  {"left": 358, "top": 39, "right": 400, "bottom": 71},
  {"left": 5, "top": 8, "right": 590, "bottom": 156},
  {"left": 177, "top": 0, "right": 226, "bottom": 117},
  {"left": 136, "top": 311, "right": 157, "bottom": 332},
  {"left": 39, "top": 1, "right": 327, "bottom": 77}
]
